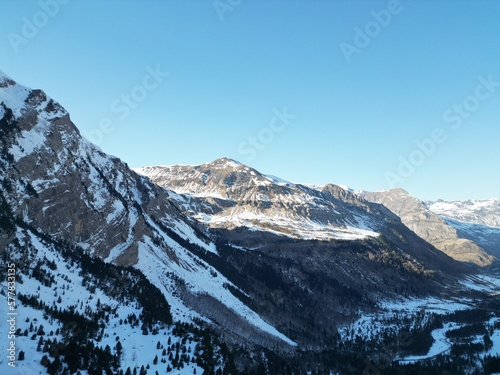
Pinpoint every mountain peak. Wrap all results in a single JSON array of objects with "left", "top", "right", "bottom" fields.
[
  {"left": 0, "top": 68, "right": 67, "bottom": 121},
  {"left": 210, "top": 157, "right": 242, "bottom": 167},
  {"left": 0, "top": 69, "right": 15, "bottom": 88}
]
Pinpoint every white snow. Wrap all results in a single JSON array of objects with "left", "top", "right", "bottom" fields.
[
  {"left": 134, "top": 236, "right": 297, "bottom": 347},
  {"left": 135, "top": 163, "right": 384, "bottom": 242},
  {"left": 398, "top": 322, "right": 460, "bottom": 363},
  {"left": 0, "top": 70, "right": 67, "bottom": 120},
  {"left": 460, "top": 274, "right": 500, "bottom": 294},
  {"left": 340, "top": 296, "right": 472, "bottom": 343},
  {"left": 9, "top": 118, "right": 51, "bottom": 162},
  {"left": 427, "top": 199, "right": 500, "bottom": 228}
]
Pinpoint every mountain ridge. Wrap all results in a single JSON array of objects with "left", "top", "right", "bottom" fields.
[{"left": 361, "top": 188, "right": 496, "bottom": 266}]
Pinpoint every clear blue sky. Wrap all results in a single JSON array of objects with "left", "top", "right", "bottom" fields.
[{"left": 1, "top": 0, "right": 499, "bottom": 201}]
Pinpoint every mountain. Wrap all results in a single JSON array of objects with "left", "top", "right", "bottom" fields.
[
  {"left": 0, "top": 69, "right": 300, "bottom": 373},
  {"left": 135, "top": 160, "right": 467, "bottom": 270},
  {"left": 361, "top": 189, "right": 495, "bottom": 266},
  {"left": 135, "top": 159, "right": 391, "bottom": 241},
  {"left": 2, "top": 68, "right": 498, "bottom": 374},
  {"left": 427, "top": 199, "right": 500, "bottom": 228},
  {"left": 427, "top": 199, "right": 500, "bottom": 258}
]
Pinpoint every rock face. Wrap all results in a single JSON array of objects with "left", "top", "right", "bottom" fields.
[
  {"left": 426, "top": 199, "right": 500, "bottom": 258},
  {"left": 136, "top": 160, "right": 471, "bottom": 277},
  {"left": 136, "top": 160, "right": 473, "bottom": 345},
  {"left": 427, "top": 199, "right": 500, "bottom": 228},
  {"left": 361, "top": 189, "right": 495, "bottom": 266}
]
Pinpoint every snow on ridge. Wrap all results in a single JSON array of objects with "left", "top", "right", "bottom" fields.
[
  {"left": 263, "top": 174, "right": 292, "bottom": 186},
  {"left": 200, "top": 208, "right": 379, "bottom": 241},
  {"left": 427, "top": 199, "right": 500, "bottom": 228},
  {"left": 0, "top": 78, "right": 31, "bottom": 118},
  {"left": 0, "top": 68, "right": 12, "bottom": 80},
  {"left": 0, "top": 69, "right": 67, "bottom": 121},
  {"left": 429, "top": 198, "right": 500, "bottom": 212}
]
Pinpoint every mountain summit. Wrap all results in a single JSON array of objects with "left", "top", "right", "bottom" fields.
[{"left": 136, "top": 159, "right": 390, "bottom": 241}]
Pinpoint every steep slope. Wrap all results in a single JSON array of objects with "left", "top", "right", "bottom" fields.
[
  {"left": 362, "top": 189, "right": 495, "bottom": 266},
  {"left": 134, "top": 160, "right": 467, "bottom": 269},
  {"left": 0, "top": 69, "right": 296, "bottom": 353},
  {"left": 139, "top": 159, "right": 481, "bottom": 266},
  {"left": 427, "top": 199, "right": 500, "bottom": 258},
  {"left": 427, "top": 199, "right": 500, "bottom": 228},
  {"left": 0, "top": 223, "right": 233, "bottom": 374}
]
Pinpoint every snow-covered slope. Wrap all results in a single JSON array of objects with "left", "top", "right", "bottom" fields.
[
  {"left": 136, "top": 161, "right": 476, "bottom": 270},
  {"left": 0, "top": 226, "right": 229, "bottom": 374},
  {"left": 361, "top": 189, "right": 495, "bottom": 266},
  {"left": 427, "top": 199, "right": 500, "bottom": 228},
  {"left": 426, "top": 199, "right": 500, "bottom": 258},
  {"left": 441, "top": 218, "right": 500, "bottom": 258},
  {"left": 3, "top": 68, "right": 494, "bottom": 374}
]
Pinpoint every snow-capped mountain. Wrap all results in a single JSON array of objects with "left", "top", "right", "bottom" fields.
[
  {"left": 427, "top": 199, "right": 500, "bottom": 228},
  {"left": 136, "top": 159, "right": 472, "bottom": 273},
  {"left": 426, "top": 199, "right": 500, "bottom": 258},
  {"left": 0, "top": 68, "right": 296, "bottom": 367},
  {"left": 135, "top": 159, "right": 386, "bottom": 241},
  {"left": 361, "top": 189, "right": 495, "bottom": 266},
  {"left": 138, "top": 159, "right": 451, "bottom": 246}
]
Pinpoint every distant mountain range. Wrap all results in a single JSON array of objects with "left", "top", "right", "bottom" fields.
[
  {"left": 361, "top": 189, "right": 496, "bottom": 266},
  {"left": 426, "top": 199, "right": 500, "bottom": 258},
  {"left": 1, "top": 68, "right": 499, "bottom": 374},
  {"left": 136, "top": 163, "right": 498, "bottom": 267}
]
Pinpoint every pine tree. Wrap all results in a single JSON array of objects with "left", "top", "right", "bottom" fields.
[
  {"left": 37, "top": 325, "right": 45, "bottom": 335},
  {"left": 116, "top": 341, "right": 123, "bottom": 357},
  {"left": 37, "top": 336, "right": 44, "bottom": 351}
]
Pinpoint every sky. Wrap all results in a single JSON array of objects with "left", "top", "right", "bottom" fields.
[{"left": 1, "top": 0, "right": 499, "bottom": 201}]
